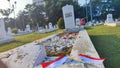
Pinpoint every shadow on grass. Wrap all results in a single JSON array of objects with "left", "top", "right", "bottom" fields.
[
  {"left": 0, "top": 41, "right": 15, "bottom": 46},
  {"left": 85, "top": 26, "right": 93, "bottom": 30},
  {"left": 89, "top": 34, "right": 120, "bottom": 68}
]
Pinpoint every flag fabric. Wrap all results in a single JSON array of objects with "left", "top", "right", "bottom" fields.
[
  {"left": 42, "top": 56, "right": 69, "bottom": 68},
  {"left": 78, "top": 54, "right": 105, "bottom": 64},
  {"left": 41, "top": 54, "right": 105, "bottom": 68}
]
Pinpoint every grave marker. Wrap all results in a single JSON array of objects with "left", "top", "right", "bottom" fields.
[
  {"left": 106, "top": 14, "right": 114, "bottom": 23},
  {"left": 0, "top": 18, "right": 6, "bottom": 36},
  {"left": 62, "top": 5, "right": 76, "bottom": 29}
]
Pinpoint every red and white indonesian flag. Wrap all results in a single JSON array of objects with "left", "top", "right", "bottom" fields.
[
  {"left": 41, "top": 54, "right": 105, "bottom": 68},
  {"left": 42, "top": 56, "right": 69, "bottom": 68},
  {"left": 78, "top": 54, "right": 105, "bottom": 64}
]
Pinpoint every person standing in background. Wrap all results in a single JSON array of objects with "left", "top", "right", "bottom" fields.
[{"left": 80, "top": 18, "right": 85, "bottom": 25}]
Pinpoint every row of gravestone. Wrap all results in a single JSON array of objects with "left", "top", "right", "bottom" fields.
[
  {"left": 0, "top": 5, "right": 116, "bottom": 37},
  {"left": 8, "top": 14, "right": 115, "bottom": 35},
  {"left": 45, "top": 23, "right": 58, "bottom": 29},
  {"left": 0, "top": 18, "right": 33, "bottom": 36},
  {"left": 62, "top": 4, "right": 117, "bottom": 27},
  {"left": 36, "top": 23, "right": 58, "bottom": 34},
  {"left": 18, "top": 22, "right": 58, "bottom": 33},
  {"left": 0, "top": 18, "right": 58, "bottom": 36}
]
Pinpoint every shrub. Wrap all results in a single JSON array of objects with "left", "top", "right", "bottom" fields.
[
  {"left": 57, "top": 18, "right": 65, "bottom": 29},
  {"left": 12, "top": 28, "right": 18, "bottom": 34}
]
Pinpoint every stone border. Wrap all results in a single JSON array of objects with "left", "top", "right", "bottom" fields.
[{"left": 70, "top": 29, "right": 105, "bottom": 68}]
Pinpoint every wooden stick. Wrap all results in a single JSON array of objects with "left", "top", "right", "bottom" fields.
[{"left": 68, "top": 56, "right": 83, "bottom": 62}]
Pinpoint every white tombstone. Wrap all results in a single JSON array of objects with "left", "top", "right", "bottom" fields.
[
  {"left": 25, "top": 24, "right": 31, "bottom": 32},
  {"left": 76, "top": 18, "right": 80, "bottom": 26},
  {"left": 115, "top": 19, "right": 118, "bottom": 22},
  {"left": 0, "top": 18, "right": 6, "bottom": 36},
  {"left": 45, "top": 25, "right": 48, "bottom": 29},
  {"left": 18, "top": 29, "right": 21, "bottom": 33},
  {"left": 7, "top": 27, "right": 12, "bottom": 35},
  {"left": 62, "top": 5, "right": 76, "bottom": 29},
  {"left": 106, "top": 14, "right": 114, "bottom": 23},
  {"left": 0, "top": 18, "right": 15, "bottom": 44},
  {"left": 49, "top": 22, "right": 53, "bottom": 29},
  {"left": 18, "top": 29, "right": 24, "bottom": 33}
]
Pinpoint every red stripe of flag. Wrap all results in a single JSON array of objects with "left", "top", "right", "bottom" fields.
[
  {"left": 42, "top": 56, "right": 65, "bottom": 68},
  {"left": 79, "top": 54, "right": 105, "bottom": 60},
  {"left": 78, "top": 54, "right": 105, "bottom": 64}
]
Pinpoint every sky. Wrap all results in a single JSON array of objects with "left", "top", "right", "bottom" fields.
[
  {"left": 0, "top": 0, "right": 88, "bottom": 18},
  {"left": 0, "top": 0, "right": 32, "bottom": 18},
  {"left": 79, "top": 0, "right": 86, "bottom": 5}
]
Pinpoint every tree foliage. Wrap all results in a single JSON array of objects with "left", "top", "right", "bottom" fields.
[
  {"left": 44, "top": 0, "right": 81, "bottom": 24},
  {"left": 16, "top": 11, "right": 29, "bottom": 30},
  {"left": 112, "top": 0, "right": 120, "bottom": 18},
  {"left": 90, "top": 0, "right": 120, "bottom": 20},
  {"left": 15, "top": 4, "right": 45, "bottom": 30},
  {"left": 57, "top": 17, "right": 65, "bottom": 29},
  {"left": 0, "top": 8, "right": 13, "bottom": 18}
]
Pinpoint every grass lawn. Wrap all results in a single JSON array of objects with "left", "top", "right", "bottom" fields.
[
  {"left": 86, "top": 25, "right": 120, "bottom": 68},
  {"left": 0, "top": 29, "right": 63, "bottom": 53}
]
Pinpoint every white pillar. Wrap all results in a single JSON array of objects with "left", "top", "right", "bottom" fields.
[{"left": 0, "top": 18, "right": 6, "bottom": 37}]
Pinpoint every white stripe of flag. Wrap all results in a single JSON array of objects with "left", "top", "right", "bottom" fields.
[
  {"left": 78, "top": 54, "right": 105, "bottom": 64},
  {"left": 42, "top": 56, "right": 69, "bottom": 68}
]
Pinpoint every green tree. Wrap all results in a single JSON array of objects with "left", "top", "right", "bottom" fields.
[
  {"left": 0, "top": 8, "right": 13, "bottom": 18},
  {"left": 0, "top": 8, "right": 13, "bottom": 29},
  {"left": 89, "top": 0, "right": 116, "bottom": 21},
  {"left": 44, "top": 0, "right": 81, "bottom": 25},
  {"left": 16, "top": 11, "right": 29, "bottom": 30},
  {"left": 7, "top": 3, "right": 46, "bottom": 30},
  {"left": 113, "top": 0, "right": 120, "bottom": 18},
  {"left": 57, "top": 17, "right": 65, "bottom": 29},
  {"left": 31, "top": 5, "right": 45, "bottom": 26}
]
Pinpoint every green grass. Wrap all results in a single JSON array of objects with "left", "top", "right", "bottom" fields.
[
  {"left": 86, "top": 25, "right": 120, "bottom": 68},
  {"left": 0, "top": 30, "right": 63, "bottom": 53}
]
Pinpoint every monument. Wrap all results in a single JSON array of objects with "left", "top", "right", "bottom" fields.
[
  {"left": 7, "top": 27, "right": 12, "bottom": 35},
  {"left": 0, "top": 18, "right": 15, "bottom": 45},
  {"left": 25, "top": 24, "right": 31, "bottom": 32},
  {"left": 76, "top": 18, "right": 80, "bottom": 28},
  {"left": 18, "top": 29, "right": 21, "bottom": 33},
  {"left": 104, "top": 14, "right": 120, "bottom": 26},
  {"left": 0, "top": 18, "right": 6, "bottom": 37},
  {"left": 62, "top": 4, "right": 76, "bottom": 29},
  {"left": 48, "top": 22, "right": 53, "bottom": 29},
  {"left": 106, "top": 14, "right": 114, "bottom": 23},
  {"left": 76, "top": 18, "right": 80, "bottom": 26},
  {"left": 45, "top": 25, "right": 48, "bottom": 29}
]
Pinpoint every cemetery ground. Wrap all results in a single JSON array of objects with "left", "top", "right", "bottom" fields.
[
  {"left": 86, "top": 25, "right": 120, "bottom": 68},
  {"left": 0, "top": 29, "right": 63, "bottom": 52},
  {"left": 0, "top": 25, "right": 120, "bottom": 68}
]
